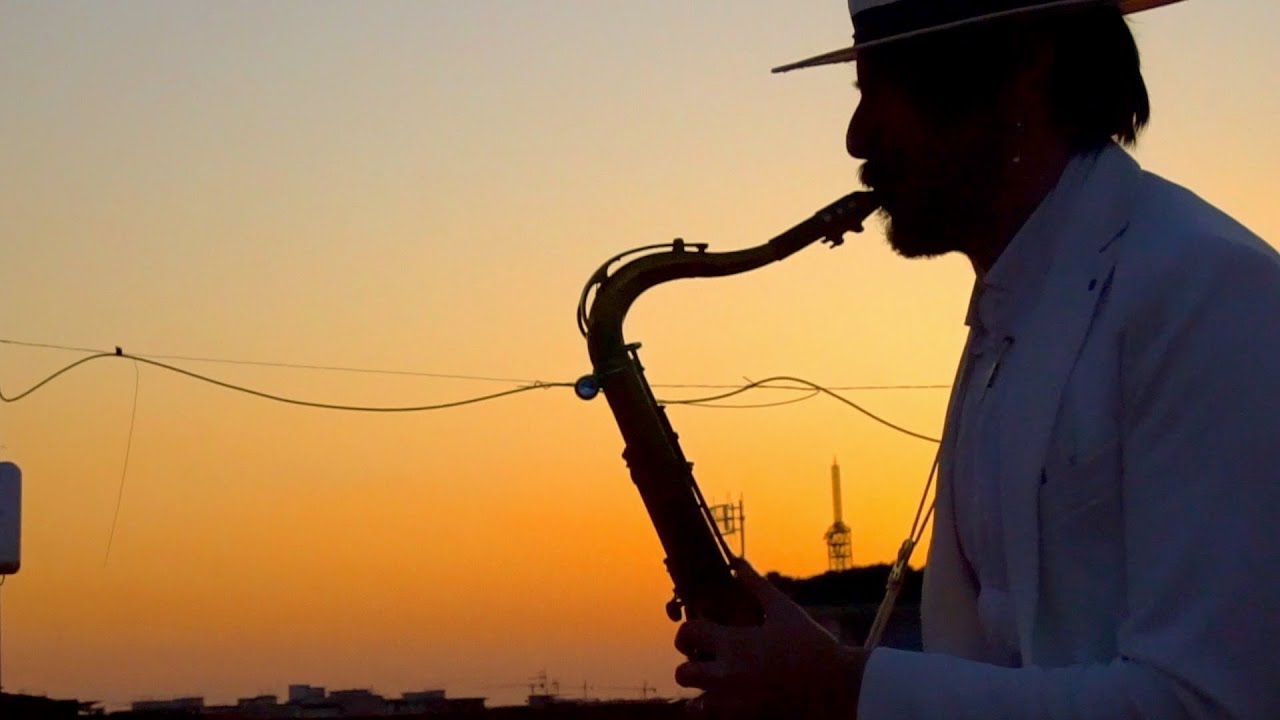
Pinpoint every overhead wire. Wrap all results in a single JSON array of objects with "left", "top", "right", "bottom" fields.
[
  {"left": 2, "top": 337, "right": 943, "bottom": 586},
  {"left": 0, "top": 349, "right": 569, "bottom": 411},
  {"left": 0, "top": 352, "right": 108, "bottom": 403},
  {"left": 103, "top": 360, "right": 140, "bottom": 567},
  {"left": 677, "top": 390, "right": 822, "bottom": 409},
  {"left": 656, "top": 381, "right": 949, "bottom": 391},
  {"left": 0, "top": 338, "right": 940, "bottom": 440},
  {"left": 0, "top": 339, "right": 546, "bottom": 384},
  {"left": 0, "top": 338, "right": 950, "bottom": 391},
  {"left": 662, "top": 375, "right": 941, "bottom": 443},
  {"left": 0, "top": 338, "right": 102, "bottom": 354},
  {"left": 128, "top": 354, "right": 572, "bottom": 412},
  {"left": 135, "top": 352, "right": 543, "bottom": 385}
]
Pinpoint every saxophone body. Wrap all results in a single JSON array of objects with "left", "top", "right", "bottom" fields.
[{"left": 576, "top": 191, "right": 878, "bottom": 626}]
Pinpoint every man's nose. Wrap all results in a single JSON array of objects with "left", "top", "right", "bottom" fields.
[
  {"left": 846, "top": 101, "right": 871, "bottom": 159},
  {"left": 844, "top": 101, "right": 875, "bottom": 159}
]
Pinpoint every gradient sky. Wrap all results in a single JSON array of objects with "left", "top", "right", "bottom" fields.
[{"left": 0, "top": 0, "right": 1276, "bottom": 710}]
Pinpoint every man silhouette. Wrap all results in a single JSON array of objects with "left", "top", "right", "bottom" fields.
[{"left": 674, "top": 2, "right": 1280, "bottom": 718}]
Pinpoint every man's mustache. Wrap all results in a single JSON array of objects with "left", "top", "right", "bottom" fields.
[{"left": 859, "top": 162, "right": 883, "bottom": 191}]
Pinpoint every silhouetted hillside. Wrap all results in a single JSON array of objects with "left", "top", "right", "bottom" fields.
[
  {"left": 1, "top": 691, "right": 101, "bottom": 719},
  {"left": 765, "top": 563, "right": 923, "bottom": 606},
  {"left": 764, "top": 564, "right": 925, "bottom": 651}
]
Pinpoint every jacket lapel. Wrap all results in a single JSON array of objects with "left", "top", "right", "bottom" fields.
[{"left": 993, "top": 146, "right": 1140, "bottom": 662}]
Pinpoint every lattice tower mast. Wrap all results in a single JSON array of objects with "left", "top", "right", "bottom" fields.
[{"left": 824, "top": 457, "right": 852, "bottom": 571}]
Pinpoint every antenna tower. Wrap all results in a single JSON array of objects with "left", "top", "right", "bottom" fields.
[
  {"left": 824, "top": 457, "right": 852, "bottom": 571},
  {"left": 709, "top": 495, "right": 746, "bottom": 557}
]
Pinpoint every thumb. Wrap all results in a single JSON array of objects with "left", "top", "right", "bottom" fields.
[{"left": 731, "top": 557, "right": 791, "bottom": 612}]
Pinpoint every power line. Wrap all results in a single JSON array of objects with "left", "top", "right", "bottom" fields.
[
  {"left": 656, "top": 381, "right": 949, "bottom": 391},
  {"left": 0, "top": 352, "right": 105, "bottom": 403},
  {"left": 663, "top": 376, "right": 941, "bottom": 443},
  {"left": 0, "top": 337, "right": 951, "bottom": 392},
  {"left": 0, "top": 351, "right": 570, "bottom": 412},
  {"left": 104, "top": 360, "right": 140, "bottom": 567},
  {"left": 0, "top": 339, "right": 545, "bottom": 385},
  {"left": 679, "top": 389, "right": 821, "bottom": 409},
  {"left": 0, "top": 338, "right": 101, "bottom": 354},
  {"left": 138, "top": 352, "right": 548, "bottom": 385},
  {"left": 0, "top": 338, "right": 941, "bottom": 440}
]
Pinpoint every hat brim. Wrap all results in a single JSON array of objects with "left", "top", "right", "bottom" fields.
[{"left": 772, "top": 0, "right": 1187, "bottom": 73}]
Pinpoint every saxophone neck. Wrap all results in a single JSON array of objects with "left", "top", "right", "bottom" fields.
[{"left": 580, "top": 190, "right": 877, "bottom": 357}]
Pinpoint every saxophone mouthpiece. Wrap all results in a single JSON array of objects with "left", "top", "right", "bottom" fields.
[{"left": 819, "top": 190, "right": 879, "bottom": 247}]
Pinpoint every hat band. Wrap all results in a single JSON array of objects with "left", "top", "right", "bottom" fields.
[{"left": 854, "top": 0, "right": 1099, "bottom": 44}]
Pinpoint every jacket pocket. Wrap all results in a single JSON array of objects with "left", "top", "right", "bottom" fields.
[
  {"left": 1039, "top": 439, "right": 1121, "bottom": 531},
  {"left": 1036, "top": 438, "right": 1125, "bottom": 660}
]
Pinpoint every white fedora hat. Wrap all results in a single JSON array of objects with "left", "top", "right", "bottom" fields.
[{"left": 773, "top": 0, "right": 1187, "bottom": 73}]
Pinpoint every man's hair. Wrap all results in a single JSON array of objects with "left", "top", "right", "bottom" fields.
[{"left": 869, "top": 5, "right": 1150, "bottom": 150}]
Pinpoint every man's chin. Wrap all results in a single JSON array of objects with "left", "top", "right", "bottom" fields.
[{"left": 884, "top": 217, "right": 959, "bottom": 260}]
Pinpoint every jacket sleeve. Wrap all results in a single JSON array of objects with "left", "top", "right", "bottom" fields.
[{"left": 857, "top": 235, "right": 1280, "bottom": 720}]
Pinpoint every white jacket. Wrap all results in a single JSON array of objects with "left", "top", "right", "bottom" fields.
[{"left": 860, "top": 145, "right": 1280, "bottom": 719}]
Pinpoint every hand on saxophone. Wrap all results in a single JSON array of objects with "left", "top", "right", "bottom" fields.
[{"left": 674, "top": 557, "right": 868, "bottom": 720}]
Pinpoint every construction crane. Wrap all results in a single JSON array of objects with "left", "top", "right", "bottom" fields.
[
  {"left": 599, "top": 681, "right": 658, "bottom": 700},
  {"left": 486, "top": 670, "right": 561, "bottom": 706},
  {"left": 824, "top": 457, "right": 852, "bottom": 571}
]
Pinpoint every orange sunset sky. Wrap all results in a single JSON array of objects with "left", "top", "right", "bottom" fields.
[{"left": 0, "top": 0, "right": 1277, "bottom": 710}]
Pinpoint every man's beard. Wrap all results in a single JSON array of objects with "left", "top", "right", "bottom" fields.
[{"left": 861, "top": 136, "right": 1007, "bottom": 260}]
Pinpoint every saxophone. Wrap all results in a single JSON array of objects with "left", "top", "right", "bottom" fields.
[{"left": 575, "top": 191, "right": 879, "bottom": 626}]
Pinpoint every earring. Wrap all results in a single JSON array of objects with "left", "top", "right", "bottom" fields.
[{"left": 1012, "top": 120, "right": 1026, "bottom": 165}]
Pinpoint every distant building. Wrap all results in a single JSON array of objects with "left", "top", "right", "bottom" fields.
[
  {"left": 399, "top": 690, "right": 444, "bottom": 705},
  {"left": 440, "top": 697, "right": 486, "bottom": 715},
  {"left": 487, "top": 698, "right": 683, "bottom": 720},
  {"left": 393, "top": 690, "right": 446, "bottom": 714},
  {"left": 326, "top": 689, "right": 387, "bottom": 717},
  {"left": 390, "top": 690, "right": 485, "bottom": 716},
  {"left": 212, "top": 695, "right": 281, "bottom": 718},
  {"left": 525, "top": 694, "right": 560, "bottom": 710},
  {"left": 131, "top": 697, "right": 205, "bottom": 714},
  {"left": 287, "top": 686, "right": 325, "bottom": 705}
]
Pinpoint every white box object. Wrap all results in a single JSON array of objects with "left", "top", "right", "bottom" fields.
[{"left": 0, "top": 462, "right": 20, "bottom": 575}]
